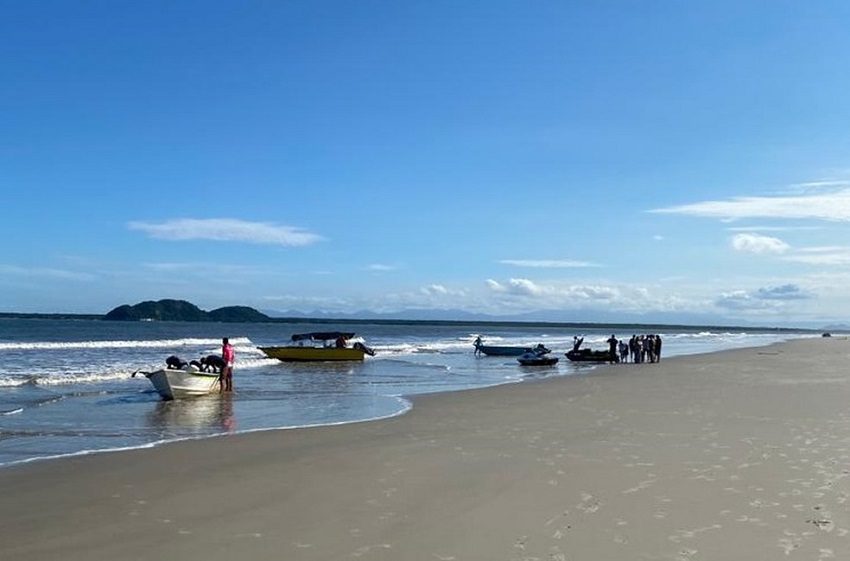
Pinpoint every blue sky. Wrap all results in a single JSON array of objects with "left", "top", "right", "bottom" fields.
[{"left": 4, "top": 1, "right": 850, "bottom": 326}]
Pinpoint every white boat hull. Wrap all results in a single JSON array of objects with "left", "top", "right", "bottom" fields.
[{"left": 145, "top": 368, "right": 220, "bottom": 400}]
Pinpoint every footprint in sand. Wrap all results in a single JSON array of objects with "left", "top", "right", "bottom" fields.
[
  {"left": 676, "top": 548, "right": 698, "bottom": 560},
  {"left": 351, "top": 544, "right": 392, "bottom": 557},
  {"left": 778, "top": 536, "right": 801, "bottom": 555},
  {"left": 577, "top": 493, "right": 601, "bottom": 513}
]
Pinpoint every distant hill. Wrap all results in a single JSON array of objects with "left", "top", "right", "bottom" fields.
[
  {"left": 104, "top": 299, "right": 271, "bottom": 322},
  {"left": 207, "top": 306, "right": 270, "bottom": 322}
]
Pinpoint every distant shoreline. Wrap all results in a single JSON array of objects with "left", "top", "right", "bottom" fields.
[{"left": 0, "top": 311, "right": 822, "bottom": 334}]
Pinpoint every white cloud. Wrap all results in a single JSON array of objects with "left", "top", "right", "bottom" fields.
[
  {"left": 715, "top": 283, "right": 812, "bottom": 311},
  {"left": 730, "top": 233, "right": 790, "bottom": 254},
  {"left": 651, "top": 188, "right": 850, "bottom": 222},
  {"left": 715, "top": 291, "right": 780, "bottom": 311},
  {"left": 486, "top": 278, "right": 544, "bottom": 296},
  {"left": 486, "top": 278, "right": 620, "bottom": 301},
  {"left": 486, "top": 279, "right": 505, "bottom": 292},
  {"left": 128, "top": 218, "right": 323, "bottom": 246},
  {"left": 755, "top": 284, "right": 811, "bottom": 300},
  {"left": 421, "top": 284, "right": 448, "bottom": 295},
  {"left": 499, "top": 259, "right": 600, "bottom": 268}
]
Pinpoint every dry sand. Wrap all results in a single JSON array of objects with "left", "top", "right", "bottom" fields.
[{"left": 3, "top": 338, "right": 850, "bottom": 560}]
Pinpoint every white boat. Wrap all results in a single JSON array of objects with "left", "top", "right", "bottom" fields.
[{"left": 136, "top": 367, "right": 220, "bottom": 400}]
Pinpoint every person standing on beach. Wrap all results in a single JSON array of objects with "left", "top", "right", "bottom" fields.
[
  {"left": 607, "top": 334, "right": 618, "bottom": 364},
  {"left": 221, "top": 337, "right": 235, "bottom": 392}
]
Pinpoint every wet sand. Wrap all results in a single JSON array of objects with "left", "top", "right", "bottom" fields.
[{"left": 2, "top": 338, "right": 850, "bottom": 560}]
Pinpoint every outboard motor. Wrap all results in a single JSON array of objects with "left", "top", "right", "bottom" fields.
[{"left": 353, "top": 342, "right": 376, "bottom": 356}]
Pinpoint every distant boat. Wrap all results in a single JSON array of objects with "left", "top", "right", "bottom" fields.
[
  {"left": 134, "top": 367, "right": 220, "bottom": 400},
  {"left": 475, "top": 340, "right": 550, "bottom": 357},
  {"left": 259, "top": 332, "right": 376, "bottom": 362}
]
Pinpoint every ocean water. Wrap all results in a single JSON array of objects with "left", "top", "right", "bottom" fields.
[{"left": 0, "top": 318, "right": 813, "bottom": 467}]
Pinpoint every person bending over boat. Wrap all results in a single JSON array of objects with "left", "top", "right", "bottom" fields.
[{"left": 221, "top": 337, "right": 235, "bottom": 392}]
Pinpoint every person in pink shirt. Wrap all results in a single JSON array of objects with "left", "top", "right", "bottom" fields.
[{"left": 221, "top": 337, "right": 235, "bottom": 392}]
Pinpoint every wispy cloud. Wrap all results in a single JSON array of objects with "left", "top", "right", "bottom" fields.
[
  {"left": 726, "top": 226, "right": 821, "bottom": 232},
  {"left": 0, "top": 265, "right": 95, "bottom": 281},
  {"left": 651, "top": 188, "right": 850, "bottom": 222},
  {"left": 128, "top": 218, "right": 323, "bottom": 246},
  {"left": 788, "top": 179, "right": 850, "bottom": 193},
  {"left": 142, "top": 262, "right": 267, "bottom": 275},
  {"left": 782, "top": 246, "right": 850, "bottom": 266},
  {"left": 366, "top": 264, "right": 397, "bottom": 272},
  {"left": 730, "top": 233, "right": 790, "bottom": 254},
  {"left": 499, "top": 259, "right": 600, "bottom": 268},
  {"left": 262, "top": 294, "right": 351, "bottom": 307}
]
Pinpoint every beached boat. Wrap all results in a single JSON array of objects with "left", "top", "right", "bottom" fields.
[
  {"left": 565, "top": 349, "right": 615, "bottom": 363},
  {"left": 517, "top": 350, "right": 559, "bottom": 366},
  {"left": 474, "top": 340, "right": 550, "bottom": 357},
  {"left": 134, "top": 367, "right": 220, "bottom": 400},
  {"left": 259, "top": 332, "right": 376, "bottom": 362}
]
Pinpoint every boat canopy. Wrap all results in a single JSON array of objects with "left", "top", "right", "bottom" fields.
[{"left": 291, "top": 331, "right": 356, "bottom": 342}]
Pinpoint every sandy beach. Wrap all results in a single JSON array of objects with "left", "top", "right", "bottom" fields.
[{"left": 3, "top": 337, "right": 850, "bottom": 560}]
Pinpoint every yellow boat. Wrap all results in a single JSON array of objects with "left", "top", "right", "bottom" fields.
[{"left": 259, "top": 332, "right": 376, "bottom": 362}]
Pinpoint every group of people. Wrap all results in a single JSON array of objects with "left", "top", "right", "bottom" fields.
[{"left": 606, "top": 334, "right": 663, "bottom": 364}]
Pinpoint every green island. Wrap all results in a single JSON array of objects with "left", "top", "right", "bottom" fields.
[{"left": 103, "top": 299, "right": 270, "bottom": 322}]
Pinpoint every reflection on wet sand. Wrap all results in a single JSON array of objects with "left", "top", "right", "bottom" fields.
[{"left": 146, "top": 394, "right": 235, "bottom": 433}]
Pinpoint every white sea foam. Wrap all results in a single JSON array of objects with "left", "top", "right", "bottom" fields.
[
  {"left": 0, "top": 336, "right": 254, "bottom": 351},
  {"left": 32, "top": 371, "right": 139, "bottom": 386},
  {"left": 234, "top": 357, "right": 280, "bottom": 369}
]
